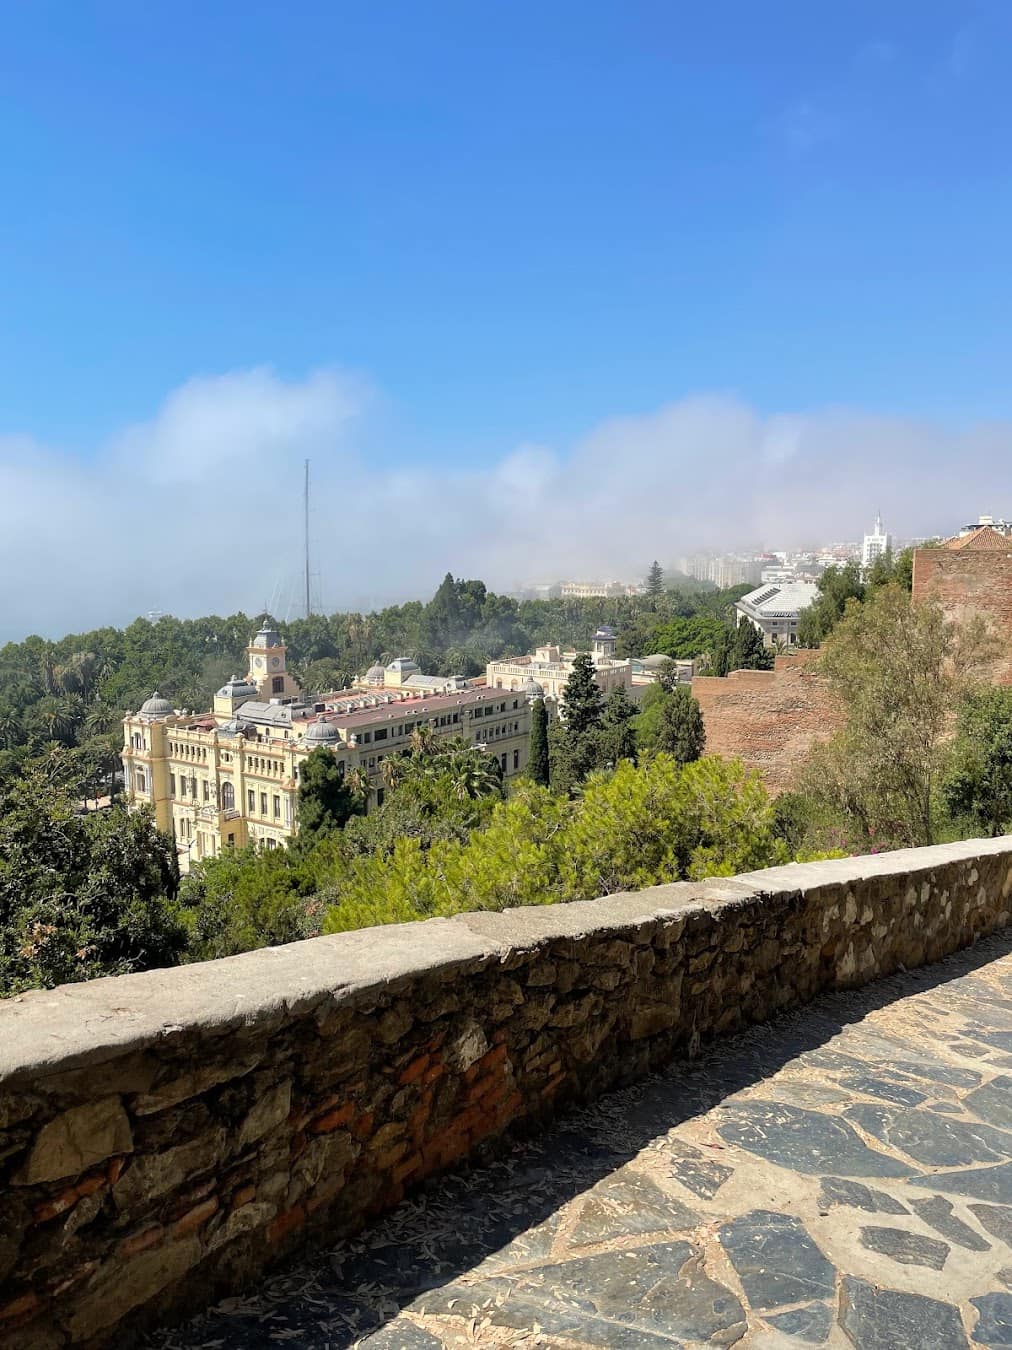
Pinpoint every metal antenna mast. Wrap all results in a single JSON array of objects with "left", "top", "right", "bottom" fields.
[{"left": 304, "top": 459, "right": 311, "bottom": 618}]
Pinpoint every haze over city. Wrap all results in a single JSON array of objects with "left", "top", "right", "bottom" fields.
[{"left": 3, "top": 2, "right": 1011, "bottom": 638}]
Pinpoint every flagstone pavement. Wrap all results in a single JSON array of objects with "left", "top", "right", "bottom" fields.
[{"left": 150, "top": 931, "right": 1012, "bottom": 1348}]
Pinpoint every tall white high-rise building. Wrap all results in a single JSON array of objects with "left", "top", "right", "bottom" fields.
[{"left": 861, "top": 513, "right": 892, "bottom": 569}]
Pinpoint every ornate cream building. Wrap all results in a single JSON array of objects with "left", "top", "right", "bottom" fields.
[
  {"left": 485, "top": 626, "right": 678, "bottom": 709},
  {"left": 123, "top": 625, "right": 531, "bottom": 870}
]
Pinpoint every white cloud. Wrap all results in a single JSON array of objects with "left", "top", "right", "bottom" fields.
[{"left": 0, "top": 366, "right": 1008, "bottom": 640}]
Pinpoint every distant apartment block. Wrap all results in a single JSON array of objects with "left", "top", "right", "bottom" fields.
[{"left": 677, "top": 555, "right": 764, "bottom": 588}]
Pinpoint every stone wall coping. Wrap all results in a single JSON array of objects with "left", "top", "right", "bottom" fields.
[{"left": 2, "top": 837, "right": 1010, "bottom": 1085}]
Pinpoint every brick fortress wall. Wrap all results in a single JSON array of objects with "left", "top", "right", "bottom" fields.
[
  {"left": 691, "top": 650, "right": 840, "bottom": 794},
  {"left": 2, "top": 839, "right": 1012, "bottom": 1346},
  {"left": 912, "top": 547, "right": 1012, "bottom": 685}
]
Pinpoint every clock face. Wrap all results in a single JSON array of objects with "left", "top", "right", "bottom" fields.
[
  {"left": 271, "top": 657, "right": 281, "bottom": 669},
  {"left": 253, "top": 656, "right": 264, "bottom": 670}
]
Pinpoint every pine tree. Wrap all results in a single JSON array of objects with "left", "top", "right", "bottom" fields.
[
  {"left": 528, "top": 696, "right": 550, "bottom": 786},
  {"left": 561, "top": 653, "right": 604, "bottom": 735},
  {"left": 655, "top": 686, "right": 706, "bottom": 765},
  {"left": 296, "top": 747, "right": 362, "bottom": 843},
  {"left": 731, "top": 619, "right": 773, "bottom": 671},
  {"left": 710, "top": 627, "right": 733, "bottom": 677},
  {"left": 600, "top": 686, "right": 637, "bottom": 766},
  {"left": 645, "top": 560, "right": 664, "bottom": 599}
]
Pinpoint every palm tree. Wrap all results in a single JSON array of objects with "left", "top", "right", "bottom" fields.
[
  {"left": 37, "top": 646, "right": 58, "bottom": 696},
  {"left": 84, "top": 704, "right": 118, "bottom": 738},
  {"left": 380, "top": 755, "right": 406, "bottom": 792},
  {"left": 409, "top": 723, "right": 437, "bottom": 758},
  {"left": 442, "top": 744, "right": 504, "bottom": 802},
  {"left": 32, "top": 697, "right": 78, "bottom": 744},
  {"left": 0, "top": 706, "right": 22, "bottom": 750},
  {"left": 346, "top": 766, "right": 373, "bottom": 806}
]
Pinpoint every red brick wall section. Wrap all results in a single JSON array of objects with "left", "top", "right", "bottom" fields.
[
  {"left": 912, "top": 548, "right": 1012, "bottom": 685},
  {"left": 691, "top": 650, "right": 840, "bottom": 794}
]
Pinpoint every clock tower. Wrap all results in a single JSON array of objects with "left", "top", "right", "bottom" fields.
[{"left": 246, "top": 624, "right": 301, "bottom": 701}]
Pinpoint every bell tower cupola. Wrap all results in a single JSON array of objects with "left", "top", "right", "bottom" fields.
[{"left": 246, "top": 624, "right": 301, "bottom": 701}]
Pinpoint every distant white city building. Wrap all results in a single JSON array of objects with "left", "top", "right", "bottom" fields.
[
  {"left": 958, "top": 514, "right": 1012, "bottom": 539},
  {"left": 735, "top": 580, "right": 820, "bottom": 648},
  {"left": 559, "top": 580, "right": 640, "bottom": 599},
  {"left": 861, "top": 513, "right": 892, "bottom": 570}
]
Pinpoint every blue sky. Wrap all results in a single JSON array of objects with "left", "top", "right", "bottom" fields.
[{"left": 1, "top": 2, "right": 1010, "bottom": 633}]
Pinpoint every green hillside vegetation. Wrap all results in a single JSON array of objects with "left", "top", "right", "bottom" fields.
[{"left": 3, "top": 557, "right": 1009, "bottom": 999}]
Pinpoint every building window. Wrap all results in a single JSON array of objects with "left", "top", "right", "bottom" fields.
[
  {"left": 376, "top": 787, "right": 385, "bottom": 808},
  {"left": 222, "top": 782, "right": 235, "bottom": 810},
  {"left": 248, "top": 789, "right": 255, "bottom": 813},
  {"left": 513, "top": 749, "right": 519, "bottom": 771},
  {"left": 169, "top": 773, "right": 176, "bottom": 796},
  {"left": 374, "top": 728, "right": 387, "bottom": 742},
  {"left": 260, "top": 792, "right": 268, "bottom": 815},
  {"left": 179, "top": 776, "right": 186, "bottom": 797},
  {"left": 272, "top": 676, "right": 284, "bottom": 694},
  {"left": 500, "top": 753, "right": 507, "bottom": 773},
  {"left": 227, "top": 832, "right": 235, "bottom": 847},
  {"left": 273, "top": 795, "right": 281, "bottom": 819},
  {"left": 135, "top": 769, "right": 146, "bottom": 793},
  {"left": 363, "top": 731, "right": 372, "bottom": 743},
  {"left": 203, "top": 780, "right": 210, "bottom": 802},
  {"left": 190, "top": 777, "right": 198, "bottom": 799}
]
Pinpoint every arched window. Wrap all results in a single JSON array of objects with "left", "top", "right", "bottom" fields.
[{"left": 221, "top": 782, "right": 235, "bottom": 811}]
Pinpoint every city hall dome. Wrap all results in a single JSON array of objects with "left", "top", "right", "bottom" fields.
[
  {"left": 216, "top": 676, "right": 259, "bottom": 700},
  {"left": 305, "top": 715, "right": 342, "bottom": 745},
  {"left": 140, "top": 691, "right": 173, "bottom": 717}
]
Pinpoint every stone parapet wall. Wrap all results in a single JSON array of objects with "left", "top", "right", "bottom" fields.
[
  {"left": 691, "top": 650, "right": 839, "bottom": 793},
  {"left": 2, "top": 838, "right": 1012, "bottom": 1346}
]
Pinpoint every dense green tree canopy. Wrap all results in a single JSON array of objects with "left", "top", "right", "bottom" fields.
[
  {"left": 804, "top": 585, "right": 994, "bottom": 848},
  {"left": 0, "top": 766, "right": 183, "bottom": 995},
  {"left": 943, "top": 689, "right": 1012, "bottom": 837}
]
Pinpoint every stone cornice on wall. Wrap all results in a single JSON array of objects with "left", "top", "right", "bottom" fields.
[{"left": 2, "top": 838, "right": 1011, "bottom": 1346}]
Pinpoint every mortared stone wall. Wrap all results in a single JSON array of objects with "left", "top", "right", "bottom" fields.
[{"left": 2, "top": 838, "right": 1012, "bottom": 1346}]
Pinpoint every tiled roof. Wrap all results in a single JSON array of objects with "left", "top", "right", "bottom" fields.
[{"left": 942, "top": 525, "right": 1011, "bottom": 552}]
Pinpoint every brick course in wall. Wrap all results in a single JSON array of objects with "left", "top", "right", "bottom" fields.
[
  {"left": 912, "top": 547, "right": 1012, "bottom": 684},
  {"left": 690, "top": 650, "right": 840, "bottom": 794},
  {"left": 2, "top": 840, "right": 1012, "bottom": 1346}
]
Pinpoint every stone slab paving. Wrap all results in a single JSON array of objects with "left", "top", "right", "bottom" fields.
[{"left": 151, "top": 932, "right": 1012, "bottom": 1349}]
